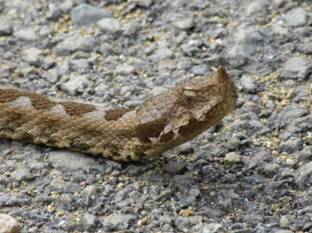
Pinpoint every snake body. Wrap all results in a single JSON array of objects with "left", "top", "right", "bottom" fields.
[{"left": 0, "top": 67, "right": 237, "bottom": 161}]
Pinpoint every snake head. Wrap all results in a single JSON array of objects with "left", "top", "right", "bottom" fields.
[{"left": 135, "top": 66, "right": 237, "bottom": 157}]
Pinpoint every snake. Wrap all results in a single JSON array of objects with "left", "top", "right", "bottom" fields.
[{"left": 0, "top": 67, "right": 237, "bottom": 162}]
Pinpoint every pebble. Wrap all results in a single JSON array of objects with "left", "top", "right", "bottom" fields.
[
  {"left": 70, "top": 4, "right": 112, "bottom": 27},
  {"left": 82, "top": 213, "right": 97, "bottom": 231},
  {"left": 282, "top": 8, "right": 307, "bottom": 27},
  {"left": 224, "top": 152, "right": 242, "bottom": 164},
  {"left": 191, "top": 64, "right": 209, "bottom": 75},
  {"left": 201, "top": 223, "right": 223, "bottom": 233},
  {"left": 279, "top": 137, "right": 302, "bottom": 154},
  {"left": 280, "top": 56, "right": 312, "bottom": 80},
  {"left": 279, "top": 215, "right": 290, "bottom": 228},
  {"left": 103, "top": 213, "right": 136, "bottom": 230},
  {"left": 0, "top": 22, "right": 13, "bottom": 36},
  {"left": 48, "top": 150, "right": 101, "bottom": 170},
  {"left": 114, "top": 64, "right": 136, "bottom": 75},
  {"left": 174, "top": 17, "right": 194, "bottom": 30},
  {"left": 239, "top": 75, "right": 259, "bottom": 93},
  {"left": 97, "top": 18, "right": 123, "bottom": 33},
  {"left": 0, "top": 214, "right": 21, "bottom": 233},
  {"left": 54, "top": 34, "right": 96, "bottom": 55},
  {"left": 14, "top": 28, "right": 37, "bottom": 41},
  {"left": 61, "top": 74, "right": 91, "bottom": 95},
  {"left": 296, "top": 161, "right": 312, "bottom": 188},
  {"left": 22, "top": 47, "right": 42, "bottom": 65}
]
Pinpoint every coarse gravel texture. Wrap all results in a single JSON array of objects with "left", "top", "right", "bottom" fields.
[{"left": 0, "top": 0, "right": 311, "bottom": 233}]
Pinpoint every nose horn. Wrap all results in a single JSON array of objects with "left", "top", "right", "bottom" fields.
[{"left": 216, "top": 66, "right": 229, "bottom": 83}]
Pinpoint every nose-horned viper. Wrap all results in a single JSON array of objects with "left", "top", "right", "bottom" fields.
[{"left": 0, "top": 66, "right": 237, "bottom": 162}]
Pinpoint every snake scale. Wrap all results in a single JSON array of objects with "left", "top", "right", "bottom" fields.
[{"left": 0, "top": 67, "right": 237, "bottom": 162}]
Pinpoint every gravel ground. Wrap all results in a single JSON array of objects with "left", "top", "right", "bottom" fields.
[{"left": 0, "top": 0, "right": 311, "bottom": 232}]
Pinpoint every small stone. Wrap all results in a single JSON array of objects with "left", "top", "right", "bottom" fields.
[
  {"left": 61, "top": 74, "right": 91, "bottom": 94},
  {"left": 239, "top": 75, "right": 259, "bottom": 93},
  {"left": 114, "top": 64, "right": 136, "bottom": 75},
  {"left": 263, "top": 163, "right": 279, "bottom": 177},
  {"left": 70, "top": 4, "right": 112, "bottom": 27},
  {"left": 129, "top": 0, "right": 153, "bottom": 8},
  {"left": 14, "top": 28, "right": 37, "bottom": 41},
  {"left": 279, "top": 137, "right": 302, "bottom": 154},
  {"left": 0, "top": 214, "right": 21, "bottom": 233},
  {"left": 103, "top": 213, "right": 136, "bottom": 230},
  {"left": 191, "top": 64, "right": 209, "bottom": 75},
  {"left": 281, "top": 56, "right": 312, "bottom": 80},
  {"left": 54, "top": 34, "right": 96, "bottom": 55},
  {"left": 0, "top": 22, "right": 13, "bottom": 36},
  {"left": 48, "top": 150, "right": 101, "bottom": 170},
  {"left": 298, "top": 146, "right": 312, "bottom": 162},
  {"left": 174, "top": 17, "right": 194, "bottom": 30},
  {"left": 279, "top": 215, "right": 289, "bottom": 228},
  {"left": 11, "top": 167, "right": 31, "bottom": 182},
  {"left": 273, "top": 230, "right": 294, "bottom": 233},
  {"left": 224, "top": 152, "right": 242, "bottom": 164},
  {"left": 82, "top": 213, "right": 97, "bottom": 231},
  {"left": 296, "top": 161, "right": 312, "bottom": 188},
  {"left": 81, "top": 185, "right": 97, "bottom": 205},
  {"left": 282, "top": 8, "right": 307, "bottom": 27},
  {"left": 201, "top": 223, "right": 223, "bottom": 233},
  {"left": 42, "top": 68, "right": 59, "bottom": 83},
  {"left": 97, "top": 18, "right": 123, "bottom": 33},
  {"left": 22, "top": 47, "right": 42, "bottom": 65}
]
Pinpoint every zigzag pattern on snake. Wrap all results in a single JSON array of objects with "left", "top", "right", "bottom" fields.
[{"left": 0, "top": 67, "right": 237, "bottom": 162}]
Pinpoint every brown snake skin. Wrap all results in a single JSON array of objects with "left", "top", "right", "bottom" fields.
[{"left": 0, "top": 67, "right": 237, "bottom": 162}]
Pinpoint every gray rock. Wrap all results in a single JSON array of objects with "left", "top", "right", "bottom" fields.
[
  {"left": 224, "top": 152, "right": 242, "bottom": 164},
  {"left": 282, "top": 8, "right": 307, "bottom": 27},
  {"left": 48, "top": 150, "right": 101, "bottom": 170},
  {"left": 114, "top": 64, "right": 136, "bottom": 75},
  {"left": 280, "top": 56, "right": 312, "bottom": 80},
  {"left": 69, "top": 59, "right": 90, "bottom": 72},
  {"left": 61, "top": 74, "right": 91, "bottom": 94},
  {"left": 81, "top": 185, "right": 97, "bottom": 205},
  {"left": 0, "top": 22, "right": 13, "bottom": 36},
  {"left": 279, "top": 215, "right": 290, "bottom": 228},
  {"left": 270, "top": 104, "right": 309, "bottom": 129},
  {"left": 97, "top": 18, "right": 123, "bottom": 33},
  {"left": 228, "top": 26, "right": 263, "bottom": 57},
  {"left": 54, "top": 34, "right": 96, "bottom": 55},
  {"left": 174, "top": 17, "right": 194, "bottom": 30},
  {"left": 175, "top": 216, "right": 203, "bottom": 232},
  {"left": 129, "top": 0, "right": 153, "bottom": 8},
  {"left": 56, "top": 193, "right": 75, "bottom": 211},
  {"left": 42, "top": 68, "right": 59, "bottom": 83},
  {"left": 273, "top": 230, "right": 294, "bottom": 233},
  {"left": 191, "top": 64, "right": 209, "bottom": 75},
  {"left": 245, "top": 0, "right": 269, "bottom": 17},
  {"left": 82, "top": 213, "right": 97, "bottom": 231},
  {"left": 22, "top": 47, "right": 42, "bottom": 65},
  {"left": 151, "top": 47, "right": 173, "bottom": 60},
  {"left": 201, "top": 223, "right": 223, "bottom": 233},
  {"left": 263, "top": 163, "right": 279, "bottom": 178},
  {"left": 239, "top": 75, "right": 259, "bottom": 93},
  {"left": 279, "top": 137, "right": 302, "bottom": 154},
  {"left": 70, "top": 4, "right": 112, "bottom": 27},
  {"left": 14, "top": 28, "right": 37, "bottom": 41},
  {"left": 11, "top": 167, "right": 31, "bottom": 182},
  {"left": 298, "top": 146, "right": 312, "bottom": 162},
  {"left": 103, "top": 213, "right": 136, "bottom": 230},
  {"left": 296, "top": 161, "right": 312, "bottom": 188},
  {"left": 0, "top": 214, "right": 21, "bottom": 233}
]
